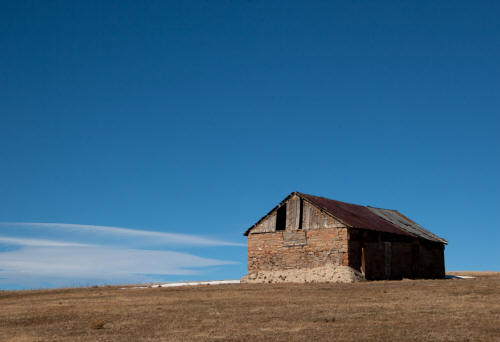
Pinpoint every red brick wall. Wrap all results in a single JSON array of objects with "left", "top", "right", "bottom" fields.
[{"left": 247, "top": 228, "right": 349, "bottom": 273}]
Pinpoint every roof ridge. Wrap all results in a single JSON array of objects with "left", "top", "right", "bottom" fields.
[
  {"left": 296, "top": 192, "right": 367, "bottom": 208},
  {"left": 365, "top": 205, "right": 398, "bottom": 211}
]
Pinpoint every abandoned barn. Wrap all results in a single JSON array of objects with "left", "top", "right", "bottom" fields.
[{"left": 243, "top": 192, "right": 447, "bottom": 281}]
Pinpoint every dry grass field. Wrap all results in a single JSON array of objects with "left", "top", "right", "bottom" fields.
[{"left": 1, "top": 272, "right": 499, "bottom": 342}]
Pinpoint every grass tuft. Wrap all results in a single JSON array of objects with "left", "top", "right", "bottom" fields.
[
  {"left": 88, "top": 319, "right": 105, "bottom": 330},
  {"left": 313, "top": 315, "right": 336, "bottom": 323}
]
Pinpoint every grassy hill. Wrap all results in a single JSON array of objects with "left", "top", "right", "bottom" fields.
[{"left": 1, "top": 272, "right": 499, "bottom": 341}]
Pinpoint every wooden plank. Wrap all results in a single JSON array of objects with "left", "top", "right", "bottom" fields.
[
  {"left": 268, "top": 212, "right": 276, "bottom": 232},
  {"left": 286, "top": 196, "right": 300, "bottom": 230},
  {"left": 294, "top": 197, "right": 300, "bottom": 228},
  {"left": 384, "top": 242, "right": 392, "bottom": 279},
  {"left": 301, "top": 201, "right": 345, "bottom": 230},
  {"left": 303, "top": 201, "right": 310, "bottom": 230}
]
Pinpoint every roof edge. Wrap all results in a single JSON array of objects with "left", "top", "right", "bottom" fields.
[{"left": 392, "top": 210, "right": 448, "bottom": 245}]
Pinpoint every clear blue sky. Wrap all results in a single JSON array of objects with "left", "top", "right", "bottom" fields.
[{"left": 1, "top": 1, "right": 499, "bottom": 289}]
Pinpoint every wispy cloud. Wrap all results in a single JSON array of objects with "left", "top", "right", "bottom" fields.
[
  {"left": 0, "top": 222, "right": 246, "bottom": 247},
  {"left": 0, "top": 244, "right": 236, "bottom": 288},
  {"left": 0, "top": 237, "right": 91, "bottom": 247},
  {"left": 0, "top": 222, "right": 243, "bottom": 289}
]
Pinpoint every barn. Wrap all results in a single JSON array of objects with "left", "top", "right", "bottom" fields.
[{"left": 243, "top": 192, "right": 447, "bottom": 283}]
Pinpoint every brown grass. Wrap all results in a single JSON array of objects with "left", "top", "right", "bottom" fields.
[
  {"left": 88, "top": 319, "right": 106, "bottom": 330},
  {"left": 0, "top": 272, "right": 499, "bottom": 341}
]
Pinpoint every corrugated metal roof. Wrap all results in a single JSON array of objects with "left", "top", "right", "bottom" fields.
[
  {"left": 298, "top": 193, "right": 413, "bottom": 237},
  {"left": 366, "top": 207, "right": 447, "bottom": 244},
  {"left": 244, "top": 192, "right": 446, "bottom": 244}
]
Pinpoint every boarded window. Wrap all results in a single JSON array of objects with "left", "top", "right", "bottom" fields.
[
  {"left": 276, "top": 204, "right": 286, "bottom": 231},
  {"left": 283, "top": 230, "right": 307, "bottom": 246}
]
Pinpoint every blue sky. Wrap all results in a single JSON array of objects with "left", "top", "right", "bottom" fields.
[{"left": 0, "top": 1, "right": 499, "bottom": 289}]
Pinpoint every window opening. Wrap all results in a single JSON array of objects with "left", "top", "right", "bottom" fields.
[
  {"left": 298, "top": 198, "right": 303, "bottom": 229},
  {"left": 276, "top": 204, "right": 287, "bottom": 231}
]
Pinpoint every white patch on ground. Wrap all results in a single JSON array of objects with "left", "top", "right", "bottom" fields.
[
  {"left": 445, "top": 275, "right": 475, "bottom": 279},
  {"left": 120, "top": 280, "right": 240, "bottom": 289}
]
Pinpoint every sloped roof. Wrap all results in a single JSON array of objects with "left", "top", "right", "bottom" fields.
[
  {"left": 366, "top": 206, "right": 447, "bottom": 244},
  {"left": 244, "top": 192, "right": 447, "bottom": 244},
  {"left": 299, "top": 193, "right": 410, "bottom": 237}
]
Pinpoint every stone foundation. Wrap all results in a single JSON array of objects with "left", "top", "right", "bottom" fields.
[{"left": 241, "top": 264, "right": 365, "bottom": 284}]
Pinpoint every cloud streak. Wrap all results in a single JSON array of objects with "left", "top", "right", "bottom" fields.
[
  {"left": 0, "top": 222, "right": 245, "bottom": 247},
  {"left": 0, "top": 222, "right": 243, "bottom": 289},
  {"left": 0, "top": 244, "right": 236, "bottom": 288},
  {"left": 0, "top": 237, "right": 91, "bottom": 247}
]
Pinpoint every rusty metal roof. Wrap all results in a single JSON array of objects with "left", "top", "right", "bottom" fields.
[
  {"left": 244, "top": 192, "right": 447, "bottom": 244},
  {"left": 298, "top": 193, "right": 413, "bottom": 237}
]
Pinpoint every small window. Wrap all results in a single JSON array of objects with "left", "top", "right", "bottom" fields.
[{"left": 276, "top": 204, "right": 286, "bottom": 231}]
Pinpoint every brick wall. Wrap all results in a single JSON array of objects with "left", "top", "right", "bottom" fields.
[{"left": 247, "top": 228, "right": 349, "bottom": 273}]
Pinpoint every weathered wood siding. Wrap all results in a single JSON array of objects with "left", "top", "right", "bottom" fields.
[
  {"left": 302, "top": 201, "right": 345, "bottom": 230},
  {"left": 250, "top": 212, "right": 276, "bottom": 234},
  {"left": 249, "top": 196, "right": 346, "bottom": 235}
]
